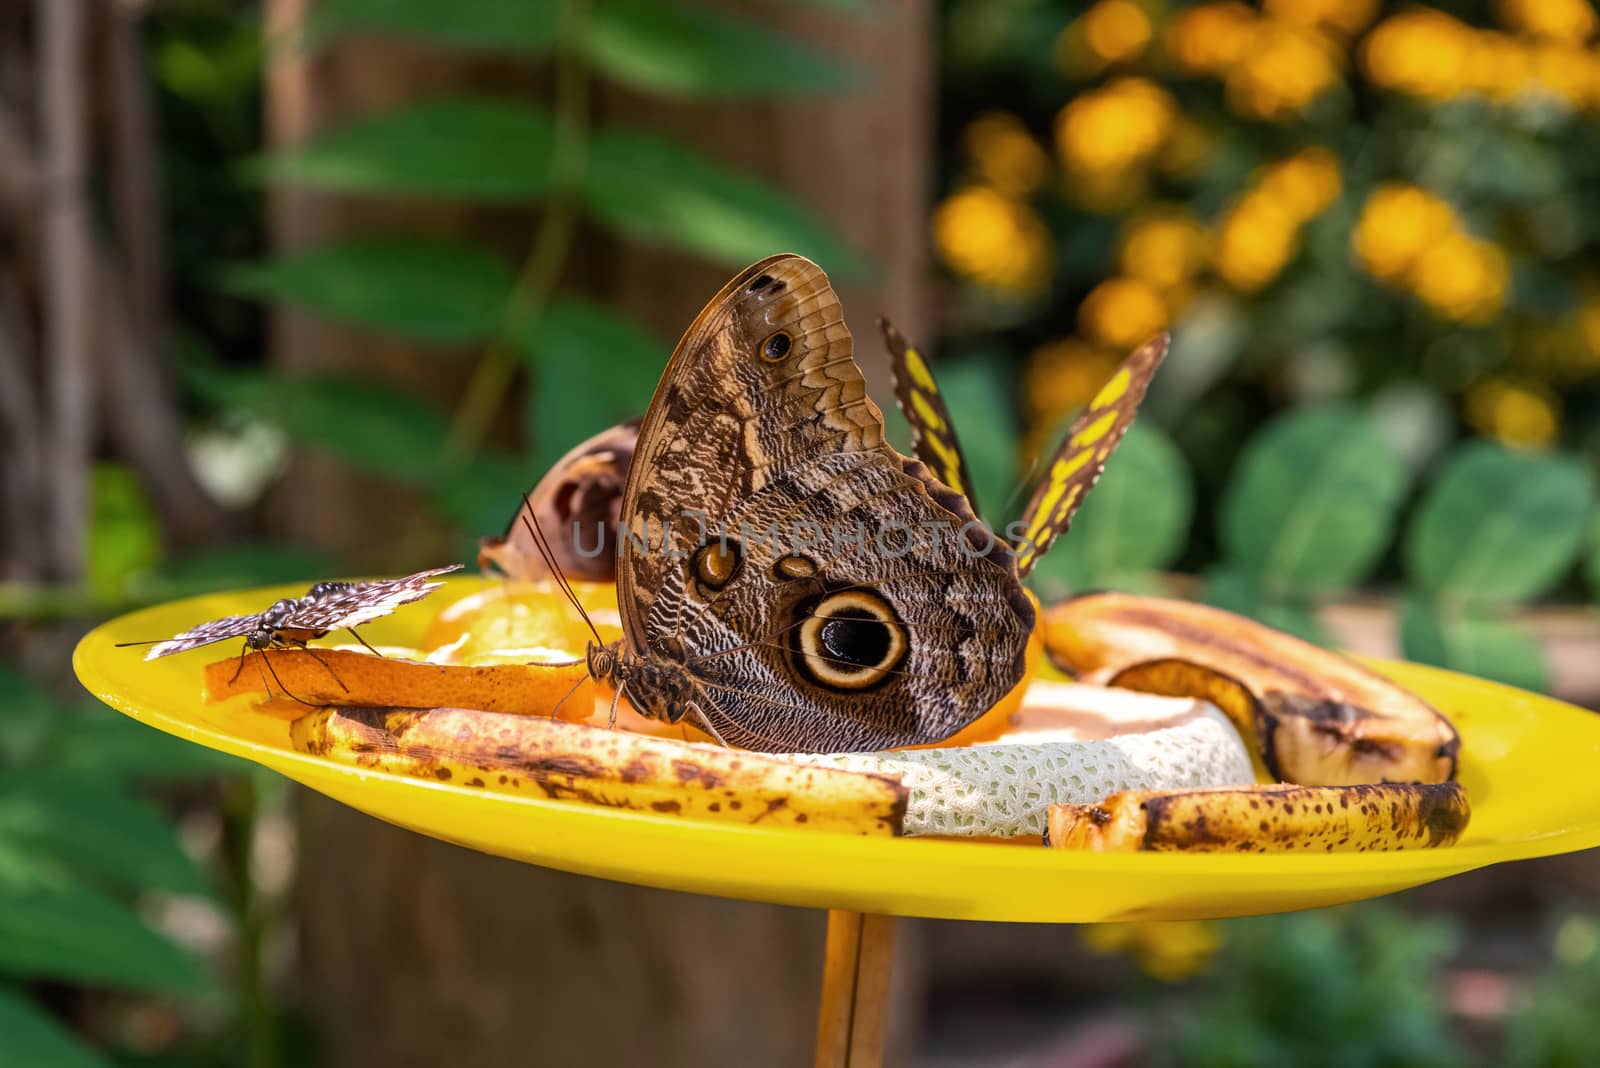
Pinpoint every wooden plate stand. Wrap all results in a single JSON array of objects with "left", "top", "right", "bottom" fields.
[{"left": 814, "top": 910, "right": 897, "bottom": 1068}]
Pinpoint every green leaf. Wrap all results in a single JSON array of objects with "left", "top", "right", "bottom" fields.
[
  {"left": 588, "top": 0, "right": 857, "bottom": 97},
  {"left": 1030, "top": 423, "right": 1192, "bottom": 601},
  {"left": 42, "top": 711, "right": 240, "bottom": 784},
  {"left": 1406, "top": 442, "right": 1594, "bottom": 604},
  {"left": 0, "top": 987, "right": 116, "bottom": 1068},
  {"left": 221, "top": 237, "right": 515, "bottom": 344},
  {"left": 1399, "top": 596, "right": 1548, "bottom": 692},
  {"left": 519, "top": 298, "right": 662, "bottom": 474},
  {"left": 88, "top": 465, "right": 161, "bottom": 601},
  {"left": 1219, "top": 406, "right": 1407, "bottom": 594},
  {"left": 305, "top": 0, "right": 556, "bottom": 55},
  {"left": 585, "top": 128, "right": 867, "bottom": 274},
  {"left": 924, "top": 359, "right": 1017, "bottom": 532},
  {"left": 186, "top": 366, "right": 450, "bottom": 485},
  {"left": 0, "top": 882, "right": 207, "bottom": 994},
  {"left": 1203, "top": 567, "right": 1329, "bottom": 645},
  {"left": 254, "top": 97, "right": 554, "bottom": 200},
  {"left": 0, "top": 666, "right": 56, "bottom": 767},
  {"left": 0, "top": 774, "right": 210, "bottom": 897}
]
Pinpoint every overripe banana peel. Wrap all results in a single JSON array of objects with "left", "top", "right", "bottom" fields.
[
  {"left": 1042, "top": 593, "right": 1460, "bottom": 786},
  {"left": 290, "top": 705, "right": 907, "bottom": 836},
  {"left": 1046, "top": 781, "right": 1470, "bottom": 852}
]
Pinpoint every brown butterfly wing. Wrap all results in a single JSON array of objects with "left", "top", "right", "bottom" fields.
[
  {"left": 1012, "top": 333, "right": 1169, "bottom": 577},
  {"left": 881, "top": 318, "right": 981, "bottom": 516},
  {"left": 138, "top": 614, "right": 262, "bottom": 660},
  {"left": 284, "top": 566, "right": 461, "bottom": 631},
  {"left": 617, "top": 255, "right": 1035, "bottom": 752}
]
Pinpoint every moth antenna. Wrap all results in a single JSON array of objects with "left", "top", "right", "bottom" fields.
[
  {"left": 517, "top": 495, "right": 604, "bottom": 648},
  {"left": 548, "top": 671, "right": 589, "bottom": 719},
  {"left": 300, "top": 646, "right": 349, "bottom": 692},
  {"left": 345, "top": 628, "right": 383, "bottom": 658}
]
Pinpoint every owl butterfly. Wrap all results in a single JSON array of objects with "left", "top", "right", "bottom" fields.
[
  {"left": 119, "top": 566, "right": 461, "bottom": 701},
  {"left": 880, "top": 321, "right": 1169, "bottom": 577},
  {"left": 574, "top": 254, "right": 1037, "bottom": 754}
]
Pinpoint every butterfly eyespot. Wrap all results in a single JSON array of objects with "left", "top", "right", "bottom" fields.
[
  {"left": 761, "top": 331, "right": 792, "bottom": 362},
  {"left": 773, "top": 554, "right": 818, "bottom": 581},
  {"left": 788, "top": 590, "right": 906, "bottom": 692},
  {"left": 747, "top": 273, "right": 773, "bottom": 292},
  {"left": 691, "top": 539, "right": 743, "bottom": 592}
]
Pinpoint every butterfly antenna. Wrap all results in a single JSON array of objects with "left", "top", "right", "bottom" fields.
[
  {"left": 517, "top": 498, "right": 604, "bottom": 647},
  {"left": 115, "top": 638, "right": 168, "bottom": 648}
]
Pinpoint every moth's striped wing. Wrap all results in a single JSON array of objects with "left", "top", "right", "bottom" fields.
[
  {"left": 137, "top": 614, "right": 262, "bottom": 661},
  {"left": 1013, "top": 333, "right": 1170, "bottom": 577},
  {"left": 282, "top": 565, "right": 462, "bottom": 631},
  {"left": 881, "top": 318, "right": 981, "bottom": 516}
]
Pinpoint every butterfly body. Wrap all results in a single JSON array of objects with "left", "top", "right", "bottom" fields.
[{"left": 602, "top": 255, "right": 1036, "bottom": 754}]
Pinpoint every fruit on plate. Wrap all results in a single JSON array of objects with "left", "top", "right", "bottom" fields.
[
  {"left": 1041, "top": 592, "right": 1460, "bottom": 786},
  {"left": 798, "top": 682, "right": 1254, "bottom": 838},
  {"left": 1046, "top": 781, "right": 1470, "bottom": 853},
  {"left": 290, "top": 705, "right": 906, "bottom": 836}
]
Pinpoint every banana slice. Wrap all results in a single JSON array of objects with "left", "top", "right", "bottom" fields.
[
  {"left": 1042, "top": 593, "right": 1461, "bottom": 786},
  {"left": 290, "top": 705, "right": 907, "bottom": 836},
  {"left": 1046, "top": 782, "right": 1470, "bottom": 853}
]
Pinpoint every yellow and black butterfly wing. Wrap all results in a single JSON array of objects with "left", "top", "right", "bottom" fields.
[
  {"left": 881, "top": 318, "right": 980, "bottom": 517},
  {"left": 1012, "top": 333, "right": 1170, "bottom": 578}
]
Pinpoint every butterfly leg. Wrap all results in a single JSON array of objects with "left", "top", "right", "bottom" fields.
[
  {"left": 607, "top": 682, "right": 626, "bottom": 730},
  {"left": 258, "top": 652, "right": 319, "bottom": 707},
  {"left": 686, "top": 702, "right": 729, "bottom": 748},
  {"left": 345, "top": 627, "right": 384, "bottom": 658},
  {"left": 549, "top": 672, "right": 589, "bottom": 720},
  {"left": 300, "top": 645, "right": 350, "bottom": 692},
  {"left": 229, "top": 645, "right": 251, "bottom": 684}
]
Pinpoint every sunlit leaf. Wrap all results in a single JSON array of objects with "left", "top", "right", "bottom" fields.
[
  {"left": 1406, "top": 442, "right": 1594, "bottom": 604},
  {"left": 0, "top": 987, "right": 115, "bottom": 1068},
  {"left": 0, "top": 882, "right": 207, "bottom": 994},
  {"left": 585, "top": 128, "right": 867, "bottom": 275},
  {"left": 1031, "top": 424, "right": 1192, "bottom": 601},
  {"left": 518, "top": 298, "right": 661, "bottom": 474},
  {"left": 186, "top": 366, "right": 449, "bottom": 485},
  {"left": 221, "top": 237, "right": 515, "bottom": 344},
  {"left": 1399, "top": 596, "right": 1548, "bottom": 692},
  {"left": 88, "top": 465, "right": 161, "bottom": 601},
  {"left": 588, "top": 0, "right": 857, "bottom": 96},
  {"left": 0, "top": 774, "right": 211, "bottom": 897},
  {"left": 1220, "top": 406, "right": 1407, "bottom": 594},
  {"left": 253, "top": 97, "right": 554, "bottom": 200},
  {"left": 305, "top": 0, "right": 556, "bottom": 55}
]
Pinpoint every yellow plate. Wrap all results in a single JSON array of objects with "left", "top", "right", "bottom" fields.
[{"left": 74, "top": 579, "right": 1600, "bottom": 923}]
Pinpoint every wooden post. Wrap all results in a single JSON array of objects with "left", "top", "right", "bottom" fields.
[{"left": 815, "top": 911, "right": 898, "bottom": 1068}]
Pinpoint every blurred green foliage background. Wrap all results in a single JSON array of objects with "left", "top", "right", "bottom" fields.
[{"left": 4, "top": 1, "right": 1600, "bottom": 1065}]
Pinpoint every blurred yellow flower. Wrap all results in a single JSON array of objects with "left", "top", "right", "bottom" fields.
[
  {"left": 1352, "top": 183, "right": 1456, "bottom": 282},
  {"left": 1529, "top": 43, "right": 1593, "bottom": 106},
  {"left": 962, "top": 112, "right": 1051, "bottom": 197},
  {"left": 1167, "top": 2, "right": 1258, "bottom": 74},
  {"left": 1025, "top": 338, "right": 1124, "bottom": 426},
  {"left": 1056, "top": 78, "right": 1177, "bottom": 174},
  {"left": 1216, "top": 191, "right": 1300, "bottom": 291},
  {"left": 1120, "top": 210, "right": 1209, "bottom": 289},
  {"left": 1263, "top": 0, "right": 1378, "bottom": 39},
  {"left": 1466, "top": 31, "right": 1536, "bottom": 102},
  {"left": 1080, "top": 0, "right": 1153, "bottom": 65},
  {"left": 1257, "top": 147, "right": 1342, "bottom": 223},
  {"left": 1226, "top": 22, "right": 1341, "bottom": 120},
  {"left": 1363, "top": 10, "right": 1474, "bottom": 101},
  {"left": 1497, "top": 0, "right": 1597, "bottom": 43},
  {"left": 934, "top": 187, "right": 1051, "bottom": 295},
  {"left": 1078, "top": 276, "right": 1169, "bottom": 348},
  {"left": 1410, "top": 233, "right": 1509, "bottom": 323},
  {"left": 1465, "top": 376, "right": 1559, "bottom": 450},
  {"left": 1081, "top": 920, "right": 1223, "bottom": 982}
]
